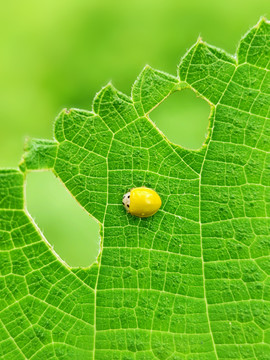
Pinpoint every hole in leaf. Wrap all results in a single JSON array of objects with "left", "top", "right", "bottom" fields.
[
  {"left": 150, "top": 89, "right": 211, "bottom": 149},
  {"left": 26, "top": 171, "right": 100, "bottom": 267}
]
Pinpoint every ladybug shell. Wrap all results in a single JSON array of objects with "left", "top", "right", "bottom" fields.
[{"left": 129, "top": 187, "right": 161, "bottom": 218}]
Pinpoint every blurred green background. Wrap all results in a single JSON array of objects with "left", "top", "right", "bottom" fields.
[{"left": 1, "top": 0, "right": 269, "bottom": 266}]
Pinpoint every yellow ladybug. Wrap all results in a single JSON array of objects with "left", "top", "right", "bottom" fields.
[{"left": 122, "top": 187, "right": 162, "bottom": 218}]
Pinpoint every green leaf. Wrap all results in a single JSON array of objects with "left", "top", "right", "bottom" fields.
[{"left": 1, "top": 18, "right": 270, "bottom": 359}]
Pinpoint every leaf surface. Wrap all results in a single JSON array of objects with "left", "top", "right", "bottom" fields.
[{"left": 1, "top": 19, "right": 270, "bottom": 359}]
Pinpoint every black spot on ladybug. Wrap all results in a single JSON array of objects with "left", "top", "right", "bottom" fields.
[
  {"left": 127, "top": 204, "right": 129, "bottom": 207},
  {"left": 128, "top": 195, "right": 130, "bottom": 198}
]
